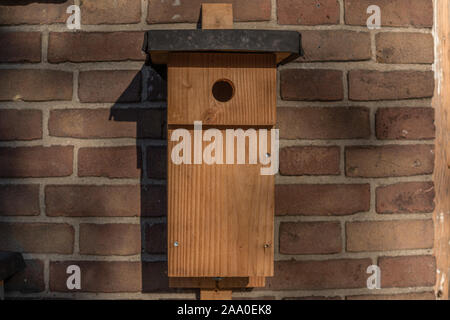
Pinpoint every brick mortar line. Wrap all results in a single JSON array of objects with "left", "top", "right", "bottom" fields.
[
  {"left": 278, "top": 62, "right": 433, "bottom": 71},
  {"left": 277, "top": 99, "right": 433, "bottom": 107},
  {"left": 0, "top": 21, "right": 435, "bottom": 33},
  {"left": 0, "top": 138, "right": 434, "bottom": 148},
  {"left": 275, "top": 249, "right": 434, "bottom": 261},
  {"left": 276, "top": 175, "right": 434, "bottom": 185},
  {"left": 339, "top": 0, "right": 345, "bottom": 25}
]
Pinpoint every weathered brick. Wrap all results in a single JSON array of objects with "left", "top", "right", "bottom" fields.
[
  {"left": 281, "top": 69, "right": 343, "bottom": 101},
  {"left": 275, "top": 184, "right": 370, "bottom": 216},
  {"left": 280, "top": 222, "right": 342, "bottom": 254},
  {"left": 49, "top": 108, "right": 164, "bottom": 139},
  {"left": 78, "top": 146, "right": 141, "bottom": 178},
  {"left": 376, "top": 182, "right": 435, "bottom": 214},
  {"left": 78, "top": 70, "right": 141, "bottom": 103},
  {"left": 278, "top": 107, "right": 370, "bottom": 139},
  {"left": 0, "top": 185, "right": 40, "bottom": 216},
  {"left": 147, "top": 146, "right": 167, "bottom": 179},
  {"left": 4, "top": 259, "right": 45, "bottom": 293},
  {"left": 347, "top": 292, "right": 435, "bottom": 300},
  {"left": 147, "top": 0, "right": 271, "bottom": 24},
  {"left": 46, "top": 185, "right": 166, "bottom": 217},
  {"left": 345, "top": 0, "right": 433, "bottom": 28},
  {"left": 0, "top": 146, "right": 73, "bottom": 178},
  {"left": 145, "top": 223, "right": 167, "bottom": 254},
  {"left": 80, "top": 223, "right": 141, "bottom": 255},
  {"left": 265, "top": 259, "right": 372, "bottom": 290},
  {"left": 346, "top": 145, "right": 434, "bottom": 178},
  {"left": 50, "top": 261, "right": 141, "bottom": 292},
  {"left": 0, "top": 70, "right": 73, "bottom": 101},
  {"left": 0, "top": 1, "right": 73, "bottom": 25},
  {"left": 299, "top": 30, "right": 370, "bottom": 62},
  {"left": 346, "top": 220, "right": 434, "bottom": 252},
  {"left": 278, "top": 0, "right": 340, "bottom": 25},
  {"left": 80, "top": 0, "right": 141, "bottom": 25},
  {"left": 0, "top": 223, "right": 74, "bottom": 254},
  {"left": 379, "top": 255, "right": 436, "bottom": 288},
  {"left": 0, "top": 109, "right": 42, "bottom": 141},
  {"left": 376, "top": 33, "right": 434, "bottom": 64},
  {"left": 0, "top": 32, "right": 41, "bottom": 63},
  {"left": 48, "top": 32, "right": 145, "bottom": 63},
  {"left": 280, "top": 146, "right": 340, "bottom": 176},
  {"left": 376, "top": 107, "right": 435, "bottom": 140},
  {"left": 348, "top": 71, "right": 434, "bottom": 101}
]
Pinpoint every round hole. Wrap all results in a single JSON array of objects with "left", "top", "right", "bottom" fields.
[{"left": 212, "top": 79, "right": 235, "bottom": 102}]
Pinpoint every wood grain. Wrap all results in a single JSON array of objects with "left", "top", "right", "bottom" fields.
[
  {"left": 433, "top": 0, "right": 450, "bottom": 300},
  {"left": 202, "top": 3, "right": 233, "bottom": 29},
  {"left": 167, "top": 129, "right": 274, "bottom": 277},
  {"left": 167, "top": 52, "right": 276, "bottom": 126},
  {"left": 200, "top": 289, "right": 232, "bottom": 300}
]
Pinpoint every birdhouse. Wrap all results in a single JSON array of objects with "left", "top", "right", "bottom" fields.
[{"left": 143, "top": 3, "right": 301, "bottom": 299}]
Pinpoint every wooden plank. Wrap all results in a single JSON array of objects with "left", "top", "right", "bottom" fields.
[
  {"left": 200, "top": 289, "right": 232, "bottom": 300},
  {"left": 167, "top": 52, "right": 277, "bottom": 126},
  {"left": 167, "top": 129, "right": 275, "bottom": 277},
  {"left": 433, "top": 0, "right": 450, "bottom": 300},
  {"left": 170, "top": 277, "right": 266, "bottom": 288},
  {"left": 202, "top": 3, "right": 233, "bottom": 30}
]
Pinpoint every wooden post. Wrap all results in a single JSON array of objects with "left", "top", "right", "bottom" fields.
[
  {"left": 433, "top": 0, "right": 450, "bottom": 300},
  {"left": 199, "top": 4, "right": 233, "bottom": 301}
]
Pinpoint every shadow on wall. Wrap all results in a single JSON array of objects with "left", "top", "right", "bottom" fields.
[{"left": 109, "top": 55, "right": 194, "bottom": 295}]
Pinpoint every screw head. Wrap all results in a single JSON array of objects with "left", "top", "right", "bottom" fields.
[{"left": 174, "top": 241, "right": 179, "bottom": 247}]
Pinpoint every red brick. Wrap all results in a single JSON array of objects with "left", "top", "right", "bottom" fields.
[
  {"left": 275, "top": 184, "right": 370, "bottom": 216},
  {"left": 80, "top": 0, "right": 141, "bottom": 25},
  {"left": 376, "top": 33, "right": 434, "bottom": 64},
  {"left": 278, "top": 107, "right": 370, "bottom": 139},
  {"left": 266, "top": 259, "right": 372, "bottom": 290},
  {"left": 281, "top": 69, "right": 343, "bottom": 101},
  {"left": 0, "top": 146, "right": 73, "bottom": 178},
  {"left": 376, "top": 108, "right": 435, "bottom": 140},
  {"left": 345, "top": 0, "right": 433, "bottom": 28},
  {"left": 379, "top": 255, "right": 436, "bottom": 288},
  {"left": 0, "top": 32, "right": 41, "bottom": 63},
  {"left": 5, "top": 259, "right": 45, "bottom": 293},
  {"left": 347, "top": 292, "right": 435, "bottom": 300},
  {"left": 280, "top": 146, "right": 340, "bottom": 176},
  {"left": 0, "top": 223, "right": 74, "bottom": 254},
  {"left": 280, "top": 222, "right": 342, "bottom": 254},
  {"left": 0, "top": 1, "right": 73, "bottom": 25},
  {"left": 147, "top": 0, "right": 271, "bottom": 24},
  {"left": 78, "top": 70, "right": 141, "bottom": 103},
  {"left": 78, "top": 146, "right": 141, "bottom": 179},
  {"left": 147, "top": 146, "right": 167, "bottom": 179},
  {"left": 278, "top": 0, "right": 340, "bottom": 25},
  {"left": 49, "top": 108, "right": 164, "bottom": 139},
  {"left": 48, "top": 32, "right": 145, "bottom": 63},
  {"left": 346, "top": 145, "right": 434, "bottom": 178},
  {"left": 376, "top": 182, "right": 435, "bottom": 214},
  {"left": 0, "top": 70, "right": 73, "bottom": 101},
  {"left": 50, "top": 261, "right": 141, "bottom": 292},
  {"left": 299, "top": 30, "right": 371, "bottom": 62},
  {"left": 346, "top": 220, "right": 434, "bottom": 252},
  {"left": 80, "top": 223, "right": 140, "bottom": 255},
  {"left": 348, "top": 71, "right": 434, "bottom": 101},
  {"left": 0, "top": 185, "right": 40, "bottom": 216},
  {"left": 46, "top": 185, "right": 166, "bottom": 217},
  {"left": 0, "top": 109, "right": 42, "bottom": 141},
  {"left": 145, "top": 223, "right": 167, "bottom": 254}
]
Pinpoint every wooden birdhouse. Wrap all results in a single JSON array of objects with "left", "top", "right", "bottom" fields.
[{"left": 143, "top": 3, "right": 302, "bottom": 300}]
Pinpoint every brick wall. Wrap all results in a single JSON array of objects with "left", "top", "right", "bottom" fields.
[{"left": 0, "top": 0, "right": 437, "bottom": 300}]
